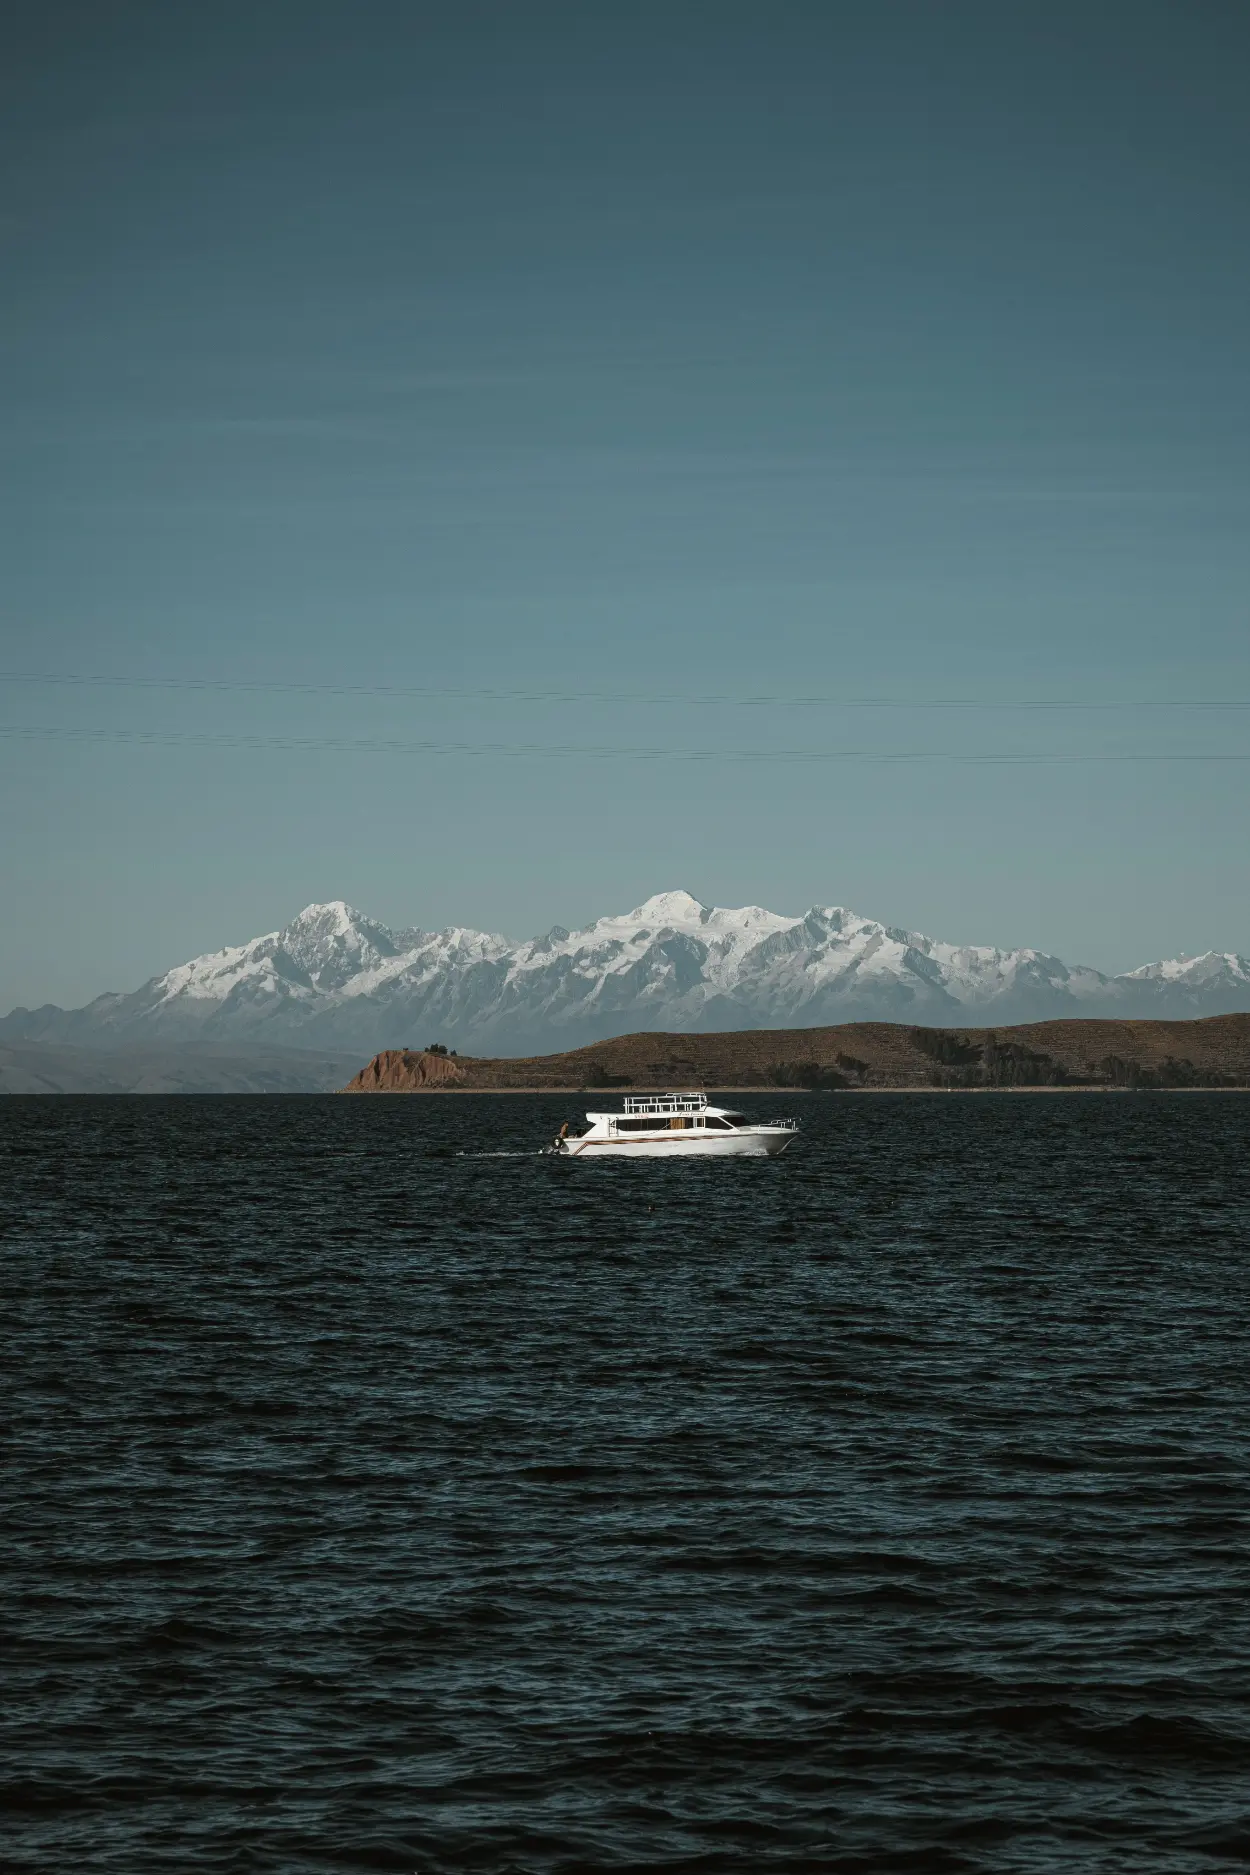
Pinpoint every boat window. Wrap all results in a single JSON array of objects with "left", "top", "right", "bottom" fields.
[
  {"left": 705, "top": 1116, "right": 732, "bottom": 1131},
  {"left": 723, "top": 1113, "right": 749, "bottom": 1127}
]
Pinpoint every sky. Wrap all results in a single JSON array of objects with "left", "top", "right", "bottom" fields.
[{"left": 2, "top": 0, "right": 1249, "bottom": 1009}]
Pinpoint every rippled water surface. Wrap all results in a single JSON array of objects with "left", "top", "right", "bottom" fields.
[{"left": 5, "top": 1092, "right": 1250, "bottom": 1872}]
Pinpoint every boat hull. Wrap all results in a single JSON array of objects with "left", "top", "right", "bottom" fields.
[{"left": 562, "top": 1127, "right": 795, "bottom": 1159}]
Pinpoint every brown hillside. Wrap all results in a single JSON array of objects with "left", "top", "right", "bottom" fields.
[
  {"left": 342, "top": 1016, "right": 1250, "bottom": 1092},
  {"left": 346, "top": 1048, "right": 467, "bottom": 1091}
]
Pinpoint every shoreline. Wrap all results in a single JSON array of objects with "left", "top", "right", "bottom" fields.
[
  {"left": 7, "top": 1084, "right": 1249, "bottom": 1099},
  {"left": 342, "top": 1084, "right": 1250, "bottom": 1096},
  {"left": 344, "top": 1019, "right": 1250, "bottom": 1098}
]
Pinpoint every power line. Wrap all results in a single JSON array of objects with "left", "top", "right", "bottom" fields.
[
  {"left": 2, "top": 671, "right": 1249, "bottom": 711},
  {"left": 3, "top": 724, "right": 1248, "bottom": 764}
]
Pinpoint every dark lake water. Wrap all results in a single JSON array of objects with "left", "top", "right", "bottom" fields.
[{"left": 4, "top": 1092, "right": 1250, "bottom": 1873}]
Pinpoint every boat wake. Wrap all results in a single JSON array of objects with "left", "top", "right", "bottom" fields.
[{"left": 457, "top": 1150, "right": 545, "bottom": 1158}]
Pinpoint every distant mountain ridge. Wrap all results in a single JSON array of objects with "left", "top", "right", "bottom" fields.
[{"left": 3, "top": 891, "right": 1248, "bottom": 1059}]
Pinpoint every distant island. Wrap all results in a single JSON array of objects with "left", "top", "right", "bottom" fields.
[{"left": 343, "top": 1015, "right": 1250, "bottom": 1093}]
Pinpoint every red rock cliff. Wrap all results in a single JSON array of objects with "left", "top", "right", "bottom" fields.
[{"left": 343, "top": 1049, "right": 466, "bottom": 1092}]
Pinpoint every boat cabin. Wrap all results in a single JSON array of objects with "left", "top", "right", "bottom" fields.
[{"left": 594, "top": 1093, "right": 752, "bottom": 1134}]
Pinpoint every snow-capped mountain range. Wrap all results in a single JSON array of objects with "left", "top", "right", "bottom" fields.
[{"left": 4, "top": 892, "right": 1248, "bottom": 1059}]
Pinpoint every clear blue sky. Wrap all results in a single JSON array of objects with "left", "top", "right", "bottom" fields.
[{"left": 3, "top": 0, "right": 1248, "bottom": 1009}]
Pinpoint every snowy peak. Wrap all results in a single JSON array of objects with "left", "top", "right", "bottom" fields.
[
  {"left": 1121, "top": 951, "right": 1250, "bottom": 988},
  {"left": 285, "top": 900, "right": 360, "bottom": 936},
  {"left": 622, "top": 889, "right": 800, "bottom": 943},
  {"left": 3, "top": 893, "right": 1246, "bottom": 1056},
  {"left": 628, "top": 889, "right": 710, "bottom": 925},
  {"left": 277, "top": 902, "right": 402, "bottom": 986}
]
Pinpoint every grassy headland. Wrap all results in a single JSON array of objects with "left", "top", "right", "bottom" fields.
[{"left": 343, "top": 1015, "right": 1250, "bottom": 1093}]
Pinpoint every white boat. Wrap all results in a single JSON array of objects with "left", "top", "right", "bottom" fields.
[{"left": 547, "top": 1091, "right": 799, "bottom": 1158}]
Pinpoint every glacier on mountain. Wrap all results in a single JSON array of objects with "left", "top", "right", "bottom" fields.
[{"left": 2, "top": 891, "right": 1247, "bottom": 1057}]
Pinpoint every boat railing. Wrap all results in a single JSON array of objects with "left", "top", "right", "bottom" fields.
[{"left": 605, "top": 1112, "right": 801, "bottom": 1133}]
